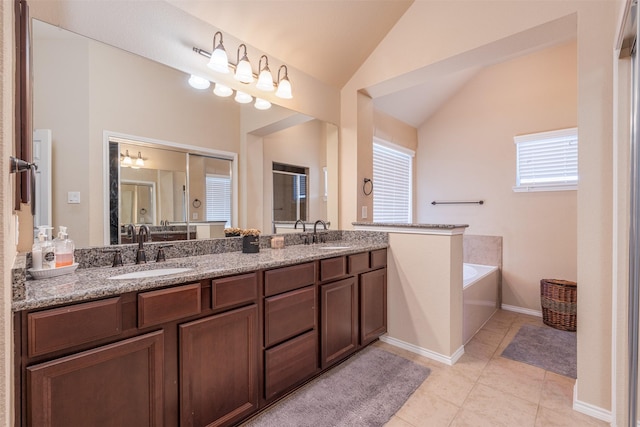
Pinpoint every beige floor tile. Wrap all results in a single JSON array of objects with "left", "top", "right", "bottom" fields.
[
  {"left": 464, "top": 337, "right": 497, "bottom": 361},
  {"left": 494, "top": 324, "right": 522, "bottom": 355},
  {"left": 478, "top": 356, "right": 545, "bottom": 404},
  {"left": 457, "top": 383, "right": 537, "bottom": 427},
  {"left": 449, "top": 352, "right": 488, "bottom": 381},
  {"left": 472, "top": 328, "right": 506, "bottom": 347},
  {"left": 418, "top": 367, "right": 475, "bottom": 406},
  {"left": 538, "top": 371, "right": 575, "bottom": 414},
  {"left": 395, "top": 387, "right": 460, "bottom": 427},
  {"left": 490, "top": 310, "right": 519, "bottom": 322},
  {"left": 481, "top": 317, "right": 512, "bottom": 335},
  {"left": 384, "top": 415, "right": 415, "bottom": 427},
  {"left": 535, "top": 406, "right": 610, "bottom": 427}
]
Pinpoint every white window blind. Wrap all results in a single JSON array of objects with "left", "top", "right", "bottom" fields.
[
  {"left": 513, "top": 127, "right": 578, "bottom": 192},
  {"left": 205, "top": 174, "right": 231, "bottom": 227},
  {"left": 373, "top": 140, "right": 414, "bottom": 223}
]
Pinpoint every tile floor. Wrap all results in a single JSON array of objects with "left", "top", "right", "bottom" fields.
[{"left": 379, "top": 309, "right": 608, "bottom": 427}]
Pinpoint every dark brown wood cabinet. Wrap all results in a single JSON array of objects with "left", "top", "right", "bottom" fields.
[
  {"left": 320, "top": 276, "right": 359, "bottom": 368},
  {"left": 27, "top": 330, "right": 164, "bottom": 427},
  {"left": 179, "top": 304, "right": 259, "bottom": 427},
  {"left": 16, "top": 249, "right": 387, "bottom": 427},
  {"left": 360, "top": 268, "right": 387, "bottom": 346}
]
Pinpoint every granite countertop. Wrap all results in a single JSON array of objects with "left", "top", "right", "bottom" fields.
[{"left": 14, "top": 241, "right": 387, "bottom": 312}]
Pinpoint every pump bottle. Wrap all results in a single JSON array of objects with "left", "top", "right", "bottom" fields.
[{"left": 54, "top": 226, "right": 75, "bottom": 268}]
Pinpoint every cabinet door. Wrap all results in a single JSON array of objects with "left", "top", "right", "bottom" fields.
[
  {"left": 320, "top": 277, "right": 358, "bottom": 368},
  {"left": 360, "top": 269, "right": 387, "bottom": 346},
  {"left": 27, "top": 331, "right": 164, "bottom": 427},
  {"left": 180, "top": 305, "right": 258, "bottom": 427}
]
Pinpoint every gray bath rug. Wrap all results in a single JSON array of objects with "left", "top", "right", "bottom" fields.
[
  {"left": 501, "top": 324, "right": 576, "bottom": 378},
  {"left": 243, "top": 346, "right": 430, "bottom": 427}
]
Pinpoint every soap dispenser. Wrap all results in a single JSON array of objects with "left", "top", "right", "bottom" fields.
[
  {"left": 40, "top": 226, "right": 55, "bottom": 269},
  {"left": 54, "top": 226, "right": 75, "bottom": 268},
  {"left": 31, "top": 227, "right": 47, "bottom": 270}
]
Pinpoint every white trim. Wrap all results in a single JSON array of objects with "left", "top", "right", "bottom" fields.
[
  {"left": 501, "top": 304, "right": 542, "bottom": 318},
  {"left": 353, "top": 224, "right": 467, "bottom": 236},
  {"left": 512, "top": 183, "right": 577, "bottom": 192},
  {"left": 380, "top": 335, "right": 465, "bottom": 366},
  {"left": 573, "top": 381, "right": 613, "bottom": 424},
  {"left": 514, "top": 127, "right": 578, "bottom": 144},
  {"left": 373, "top": 136, "right": 415, "bottom": 157}
]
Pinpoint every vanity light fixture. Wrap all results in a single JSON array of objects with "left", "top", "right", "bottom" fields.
[
  {"left": 193, "top": 31, "right": 294, "bottom": 101},
  {"left": 213, "top": 82, "right": 233, "bottom": 97},
  {"left": 208, "top": 31, "right": 230, "bottom": 74},
  {"left": 254, "top": 98, "right": 272, "bottom": 110},
  {"left": 121, "top": 150, "right": 132, "bottom": 167},
  {"left": 135, "top": 151, "right": 145, "bottom": 168},
  {"left": 275, "top": 65, "right": 293, "bottom": 99},
  {"left": 234, "top": 44, "right": 254, "bottom": 84},
  {"left": 188, "top": 74, "right": 210, "bottom": 90},
  {"left": 234, "top": 90, "right": 253, "bottom": 104},
  {"left": 256, "top": 55, "right": 274, "bottom": 91}
]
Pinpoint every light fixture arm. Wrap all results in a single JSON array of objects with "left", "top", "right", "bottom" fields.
[
  {"left": 259, "top": 55, "right": 269, "bottom": 72},
  {"left": 277, "top": 64, "right": 288, "bottom": 82},
  {"left": 236, "top": 44, "right": 248, "bottom": 64},
  {"left": 213, "top": 31, "right": 224, "bottom": 50}
]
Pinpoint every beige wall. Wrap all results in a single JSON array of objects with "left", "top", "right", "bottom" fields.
[
  {"left": 341, "top": 0, "right": 617, "bottom": 415},
  {"left": 416, "top": 41, "right": 578, "bottom": 312}
]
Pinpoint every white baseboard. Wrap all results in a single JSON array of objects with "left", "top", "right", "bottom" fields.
[
  {"left": 501, "top": 304, "right": 542, "bottom": 318},
  {"left": 572, "top": 381, "right": 613, "bottom": 424},
  {"left": 380, "top": 335, "right": 464, "bottom": 366}
]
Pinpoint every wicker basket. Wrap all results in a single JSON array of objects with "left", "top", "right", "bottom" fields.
[{"left": 540, "top": 279, "right": 577, "bottom": 332}]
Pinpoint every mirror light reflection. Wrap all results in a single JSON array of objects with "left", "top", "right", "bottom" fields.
[{"left": 32, "top": 19, "right": 334, "bottom": 247}]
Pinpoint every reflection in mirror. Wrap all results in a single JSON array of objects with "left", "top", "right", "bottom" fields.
[
  {"left": 108, "top": 136, "right": 234, "bottom": 245},
  {"left": 31, "top": 18, "right": 336, "bottom": 249},
  {"left": 272, "top": 163, "right": 308, "bottom": 222}
]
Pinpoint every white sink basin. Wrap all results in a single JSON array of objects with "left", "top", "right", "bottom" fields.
[
  {"left": 108, "top": 267, "right": 192, "bottom": 280},
  {"left": 318, "top": 246, "right": 351, "bottom": 250}
]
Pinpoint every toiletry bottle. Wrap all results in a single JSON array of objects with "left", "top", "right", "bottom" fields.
[
  {"left": 31, "top": 227, "right": 46, "bottom": 270},
  {"left": 41, "top": 226, "right": 56, "bottom": 269},
  {"left": 54, "top": 226, "right": 74, "bottom": 268}
]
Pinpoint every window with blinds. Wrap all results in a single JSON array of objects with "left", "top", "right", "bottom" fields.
[
  {"left": 513, "top": 127, "right": 578, "bottom": 192},
  {"left": 372, "top": 139, "right": 414, "bottom": 223},
  {"left": 205, "top": 174, "right": 231, "bottom": 227}
]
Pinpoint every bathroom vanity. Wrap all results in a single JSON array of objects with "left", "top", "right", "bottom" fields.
[{"left": 12, "top": 241, "right": 387, "bottom": 427}]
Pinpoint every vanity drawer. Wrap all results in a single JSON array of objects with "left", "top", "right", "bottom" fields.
[
  {"left": 320, "top": 256, "right": 347, "bottom": 282},
  {"left": 348, "top": 252, "right": 370, "bottom": 274},
  {"left": 212, "top": 273, "right": 258, "bottom": 310},
  {"left": 28, "top": 297, "right": 122, "bottom": 357},
  {"left": 138, "top": 283, "right": 201, "bottom": 328},
  {"left": 264, "top": 286, "right": 316, "bottom": 348},
  {"left": 264, "top": 330, "right": 317, "bottom": 400},
  {"left": 371, "top": 249, "right": 387, "bottom": 269},
  {"left": 264, "top": 262, "right": 315, "bottom": 296}
]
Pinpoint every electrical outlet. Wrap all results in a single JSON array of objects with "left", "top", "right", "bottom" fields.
[
  {"left": 67, "top": 191, "right": 80, "bottom": 204},
  {"left": 361, "top": 206, "right": 367, "bottom": 219}
]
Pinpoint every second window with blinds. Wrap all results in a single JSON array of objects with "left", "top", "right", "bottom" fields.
[{"left": 372, "top": 138, "right": 414, "bottom": 223}]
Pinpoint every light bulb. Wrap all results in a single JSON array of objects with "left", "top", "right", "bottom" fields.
[
  {"left": 135, "top": 152, "right": 144, "bottom": 168},
  {"left": 275, "top": 76, "right": 293, "bottom": 99},
  {"left": 235, "top": 57, "right": 254, "bottom": 83},
  {"left": 256, "top": 69, "right": 274, "bottom": 91},
  {"left": 122, "top": 150, "right": 132, "bottom": 167},
  {"left": 188, "top": 75, "right": 210, "bottom": 90},
  {"left": 234, "top": 90, "right": 252, "bottom": 104},
  {"left": 254, "top": 98, "right": 272, "bottom": 110},
  {"left": 213, "top": 83, "right": 233, "bottom": 97}
]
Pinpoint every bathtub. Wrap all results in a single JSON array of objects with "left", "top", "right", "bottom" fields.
[{"left": 463, "top": 263, "right": 499, "bottom": 344}]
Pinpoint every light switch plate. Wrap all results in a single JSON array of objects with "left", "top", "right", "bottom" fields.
[
  {"left": 67, "top": 191, "right": 80, "bottom": 204},
  {"left": 192, "top": 212, "right": 198, "bottom": 220},
  {"left": 361, "top": 206, "right": 367, "bottom": 219}
]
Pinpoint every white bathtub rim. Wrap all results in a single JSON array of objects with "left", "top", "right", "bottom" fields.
[{"left": 463, "top": 262, "right": 499, "bottom": 289}]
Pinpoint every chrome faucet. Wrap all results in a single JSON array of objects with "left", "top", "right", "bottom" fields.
[
  {"left": 313, "top": 220, "right": 327, "bottom": 244},
  {"left": 136, "top": 225, "right": 151, "bottom": 264}
]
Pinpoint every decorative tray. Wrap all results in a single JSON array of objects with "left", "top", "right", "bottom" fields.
[{"left": 28, "top": 263, "right": 79, "bottom": 280}]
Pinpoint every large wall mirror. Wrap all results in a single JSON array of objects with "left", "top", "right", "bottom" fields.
[{"left": 31, "top": 18, "right": 337, "bottom": 248}]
